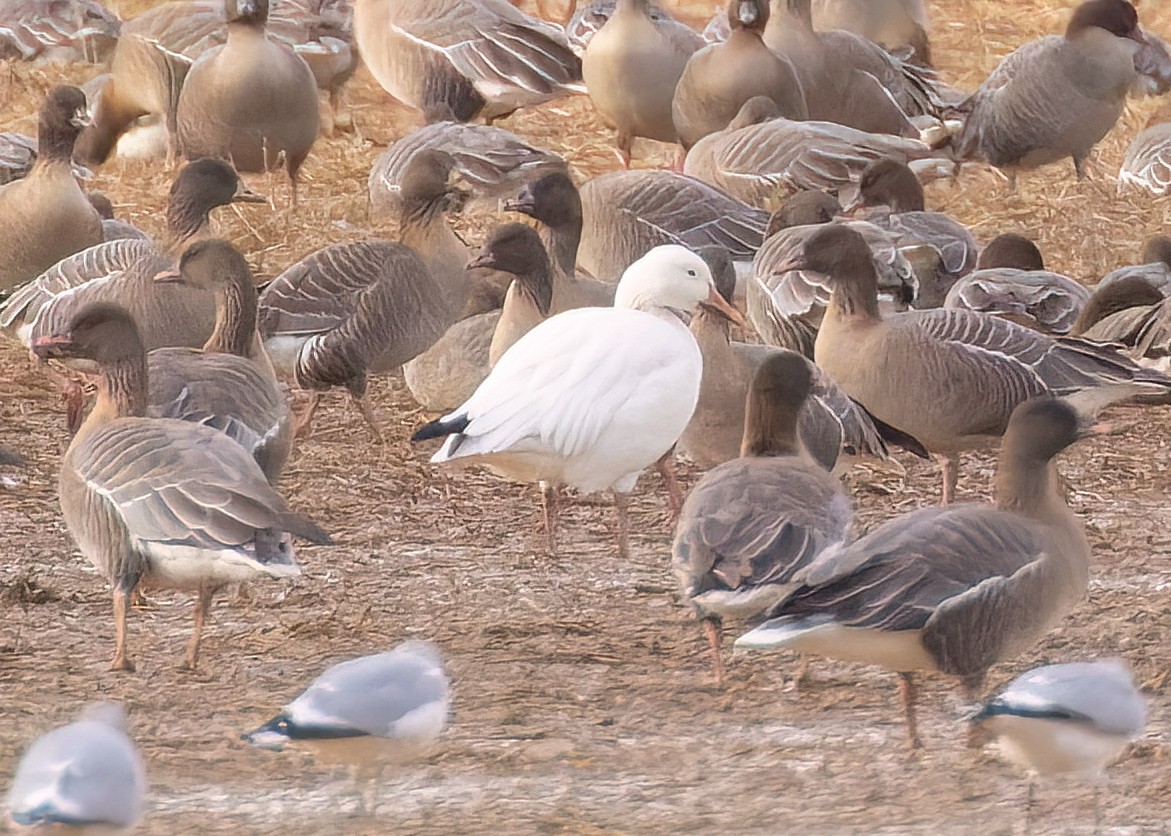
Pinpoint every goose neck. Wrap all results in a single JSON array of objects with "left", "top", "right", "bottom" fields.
[
  {"left": 86, "top": 352, "right": 148, "bottom": 432},
  {"left": 540, "top": 220, "right": 580, "bottom": 280},
  {"left": 740, "top": 392, "right": 802, "bottom": 457},
  {"left": 203, "top": 276, "right": 258, "bottom": 356}
]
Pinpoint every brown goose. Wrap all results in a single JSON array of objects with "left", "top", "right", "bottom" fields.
[
  {"left": 670, "top": 0, "right": 807, "bottom": 151},
  {"left": 802, "top": 224, "right": 1171, "bottom": 503},
  {"left": 683, "top": 97, "right": 954, "bottom": 209},
  {"left": 945, "top": 234, "right": 1090, "bottom": 335},
  {"left": 353, "top": 0, "right": 582, "bottom": 122},
  {"left": 736, "top": 397, "right": 1093, "bottom": 749},
  {"left": 3, "top": 158, "right": 265, "bottom": 354},
  {"left": 846, "top": 158, "right": 980, "bottom": 307},
  {"left": 480, "top": 224, "right": 555, "bottom": 367},
  {"left": 0, "top": 0, "right": 120, "bottom": 63},
  {"left": 176, "top": 0, "right": 319, "bottom": 199},
  {"left": 582, "top": 0, "right": 704, "bottom": 165},
  {"left": 673, "top": 352, "right": 853, "bottom": 684},
  {"left": 1095, "top": 235, "right": 1171, "bottom": 297},
  {"left": 811, "top": 0, "right": 931, "bottom": 67},
  {"left": 147, "top": 239, "right": 292, "bottom": 484},
  {"left": 1073, "top": 280, "right": 1171, "bottom": 370},
  {"left": 261, "top": 150, "right": 468, "bottom": 437},
  {"left": 33, "top": 303, "right": 330, "bottom": 672},
  {"left": 0, "top": 86, "right": 103, "bottom": 294},
  {"left": 956, "top": 0, "right": 1145, "bottom": 182}
]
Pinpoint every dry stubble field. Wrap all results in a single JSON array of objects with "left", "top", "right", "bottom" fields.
[{"left": 1, "top": 0, "right": 1170, "bottom": 832}]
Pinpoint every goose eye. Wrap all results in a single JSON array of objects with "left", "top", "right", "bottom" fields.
[{"left": 687, "top": 269, "right": 697, "bottom": 277}]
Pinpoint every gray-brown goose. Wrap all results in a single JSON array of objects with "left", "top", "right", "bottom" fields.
[
  {"left": 683, "top": 97, "right": 954, "bottom": 209},
  {"left": 944, "top": 234, "right": 1090, "bottom": 335},
  {"left": 670, "top": 0, "right": 807, "bottom": 151},
  {"left": 736, "top": 396, "right": 1093, "bottom": 749},
  {"left": 1095, "top": 234, "right": 1171, "bottom": 297},
  {"left": 354, "top": 0, "right": 582, "bottom": 123},
  {"left": 176, "top": 0, "right": 319, "bottom": 199},
  {"left": 261, "top": 150, "right": 468, "bottom": 437},
  {"left": 0, "top": 0, "right": 120, "bottom": 63},
  {"left": 956, "top": 0, "right": 1145, "bottom": 182},
  {"left": 33, "top": 303, "right": 331, "bottom": 673},
  {"left": 0, "top": 86, "right": 103, "bottom": 294},
  {"left": 582, "top": 0, "right": 704, "bottom": 166},
  {"left": 147, "top": 239, "right": 292, "bottom": 484},
  {"left": 480, "top": 224, "right": 555, "bottom": 367},
  {"left": 747, "top": 191, "right": 916, "bottom": 357},
  {"left": 802, "top": 224, "right": 1171, "bottom": 503},
  {"left": 846, "top": 158, "right": 979, "bottom": 307},
  {"left": 1073, "top": 280, "right": 1171, "bottom": 370},
  {"left": 673, "top": 352, "right": 853, "bottom": 684}
]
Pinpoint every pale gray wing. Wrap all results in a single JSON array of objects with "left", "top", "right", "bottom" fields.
[
  {"left": 807, "top": 364, "right": 890, "bottom": 460},
  {"left": 0, "top": 0, "right": 120, "bottom": 62},
  {"left": 993, "top": 660, "right": 1146, "bottom": 737},
  {"left": 945, "top": 269, "right": 1090, "bottom": 335},
  {"left": 121, "top": 0, "right": 226, "bottom": 57},
  {"left": 1121, "top": 123, "right": 1171, "bottom": 196},
  {"left": 1096, "top": 262, "right": 1171, "bottom": 296},
  {"left": 889, "top": 211, "right": 979, "bottom": 277},
  {"left": 0, "top": 131, "right": 36, "bottom": 186}
]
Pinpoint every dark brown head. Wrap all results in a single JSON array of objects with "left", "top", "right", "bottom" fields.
[
  {"left": 156, "top": 238, "right": 255, "bottom": 294},
  {"left": 1000, "top": 397, "right": 1080, "bottom": 466},
  {"left": 38, "top": 85, "right": 90, "bottom": 161},
  {"left": 226, "top": 0, "right": 269, "bottom": 25},
  {"left": 767, "top": 191, "right": 841, "bottom": 238},
  {"left": 697, "top": 245, "right": 736, "bottom": 304},
  {"left": 399, "top": 149, "right": 466, "bottom": 214},
  {"left": 503, "top": 172, "right": 581, "bottom": 229},
  {"left": 87, "top": 191, "right": 115, "bottom": 220},
  {"left": 1066, "top": 0, "right": 1142, "bottom": 41},
  {"left": 469, "top": 223, "right": 554, "bottom": 316},
  {"left": 728, "top": 96, "right": 780, "bottom": 131},
  {"left": 31, "top": 302, "right": 143, "bottom": 367},
  {"left": 741, "top": 350, "right": 813, "bottom": 457},
  {"left": 790, "top": 224, "right": 882, "bottom": 317},
  {"left": 728, "top": 0, "right": 768, "bottom": 32},
  {"left": 1071, "top": 276, "right": 1163, "bottom": 334},
  {"left": 855, "top": 159, "right": 925, "bottom": 213},
  {"left": 977, "top": 234, "right": 1045, "bottom": 271},
  {"left": 1140, "top": 234, "right": 1171, "bottom": 267},
  {"left": 167, "top": 158, "right": 265, "bottom": 237}
]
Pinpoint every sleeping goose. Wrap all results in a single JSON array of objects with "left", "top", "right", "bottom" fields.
[
  {"left": 0, "top": 0, "right": 120, "bottom": 63},
  {"left": 411, "top": 245, "right": 744, "bottom": 558},
  {"left": 944, "top": 234, "right": 1090, "bottom": 335},
  {"left": 262, "top": 149, "right": 469, "bottom": 437},
  {"left": 1120, "top": 104, "right": 1171, "bottom": 195},
  {"left": 737, "top": 397, "right": 1094, "bottom": 749},
  {"left": 0, "top": 86, "right": 103, "bottom": 294},
  {"left": 581, "top": 0, "right": 704, "bottom": 166},
  {"left": 1072, "top": 281, "right": 1171, "bottom": 370},
  {"left": 353, "top": 0, "right": 583, "bottom": 123},
  {"left": 671, "top": 0, "right": 807, "bottom": 151},
  {"left": 176, "top": 0, "right": 319, "bottom": 201},
  {"left": 956, "top": 0, "right": 1145, "bottom": 183},
  {"left": 147, "top": 239, "right": 292, "bottom": 484},
  {"left": 799, "top": 224, "right": 1171, "bottom": 502},
  {"left": 1095, "top": 234, "right": 1171, "bottom": 296},
  {"left": 7, "top": 702, "right": 146, "bottom": 832},
  {"left": 674, "top": 353, "right": 853, "bottom": 684},
  {"left": 684, "top": 97, "right": 954, "bottom": 209},
  {"left": 845, "top": 158, "right": 979, "bottom": 307},
  {"left": 32, "top": 303, "right": 331, "bottom": 672}
]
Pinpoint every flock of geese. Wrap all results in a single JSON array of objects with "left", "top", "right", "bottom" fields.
[{"left": 1, "top": 0, "right": 1168, "bottom": 828}]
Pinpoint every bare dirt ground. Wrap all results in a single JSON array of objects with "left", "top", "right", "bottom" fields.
[{"left": 2, "top": 0, "right": 1171, "bottom": 832}]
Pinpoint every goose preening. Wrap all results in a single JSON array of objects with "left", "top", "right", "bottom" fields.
[
  {"left": 412, "top": 245, "right": 744, "bottom": 557},
  {"left": 798, "top": 224, "right": 1171, "bottom": 503},
  {"left": 176, "top": 0, "right": 319, "bottom": 200},
  {"left": 0, "top": 86, "right": 102, "bottom": 294},
  {"left": 970, "top": 659, "right": 1145, "bottom": 828},
  {"left": 32, "top": 303, "right": 331, "bottom": 672},
  {"left": 674, "top": 353, "right": 854, "bottom": 683},
  {"left": 244, "top": 641, "right": 451, "bottom": 763},
  {"left": 945, "top": 234, "right": 1090, "bottom": 335},
  {"left": 581, "top": 0, "right": 704, "bottom": 166},
  {"left": 671, "top": 0, "right": 807, "bottom": 151},
  {"left": 0, "top": 0, "right": 120, "bottom": 63},
  {"left": 353, "top": 0, "right": 582, "bottom": 123},
  {"left": 147, "top": 239, "right": 293, "bottom": 484},
  {"left": 956, "top": 0, "right": 1145, "bottom": 183},
  {"left": 6, "top": 702, "right": 146, "bottom": 831},
  {"left": 736, "top": 397, "right": 1095, "bottom": 749}
]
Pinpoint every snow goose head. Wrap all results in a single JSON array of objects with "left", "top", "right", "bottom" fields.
[{"left": 614, "top": 244, "right": 747, "bottom": 325}]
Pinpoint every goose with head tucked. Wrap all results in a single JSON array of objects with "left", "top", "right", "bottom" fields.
[
  {"left": 737, "top": 397, "right": 1095, "bottom": 749},
  {"left": 671, "top": 0, "right": 807, "bottom": 151},
  {"left": 1121, "top": 101, "right": 1171, "bottom": 196},
  {"left": 956, "top": 0, "right": 1145, "bottom": 183},
  {"left": 353, "top": 0, "right": 582, "bottom": 123},
  {"left": 0, "top": 86, "right": 103, "bottom": 294},
  {"left": 412, "top": 245, "right": 745, "bottom": 557},
  {"left": 33, "top": 303, "right": 331, "bottom": 673},
  {"left": 945, "top": 234, "right": 1090, "bottom": 335},
  {"left": 1094, "top": 235, "right": 1171, "bottom": 297}
]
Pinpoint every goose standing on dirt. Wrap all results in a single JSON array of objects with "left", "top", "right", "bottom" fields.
[
  {"left": 6, "top": 702, "right": 146, "bottom": 831},
  {"left": 737, "top": 397, "right": 1095, "bottom": 749},
  {"left": 796, "top": 224, "right": 1171, "bottom": 503},
  {"left": 956, "top": 0, "right": 1146, "bottom": 183},
  {"left": 674, "top": 353, "right": 853, "bottom": 684},
  {"left": 412, "top": 245, "right": 744, "bottom": 557},
  {"left": 353, "top": 0, "right": 582, "bottom": 122},
  {"left": 582, "top": 0, "right": 704, "bottom": 166},
  {"left": 671, "top": 0, "right": 806, "bottom": 151},
  {"left": 176, "top": 0, "right": 319, "bottom": 201},
  {"left": 33, "top": 304, "right": 331, "bottom": 672},
  {"left": 0, "top": 86, "right": 102, "bottom": 294}
]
